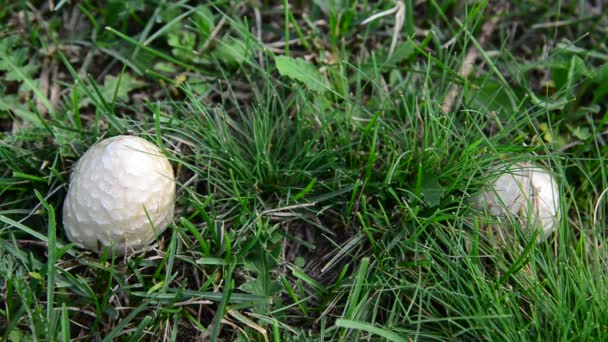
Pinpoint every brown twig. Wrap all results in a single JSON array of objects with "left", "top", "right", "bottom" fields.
[
  {"left": 361, "top": 0, "right": 405, "bottom": 58},
  {"left": 37, "top": 57, "right": 51, "bottom": 117},
  {"left": 254, "top": 7, "right": 265, "bottom": 69}
]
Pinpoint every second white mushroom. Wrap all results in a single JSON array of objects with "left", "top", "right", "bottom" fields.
[{"left": 473, "top": 162, "right": 560, "bottom": 241}]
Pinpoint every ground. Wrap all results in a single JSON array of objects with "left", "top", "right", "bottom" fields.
[{"left": 1, "top": 0, "right": 608, "bottom": 341}]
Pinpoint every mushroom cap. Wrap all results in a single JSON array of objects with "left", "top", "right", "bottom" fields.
[
  {"left": 473, "top": 162, "right": 560, "bottom": 241},
  {"left": 62, "top": 135, "right": 175, "bottom": 256}
]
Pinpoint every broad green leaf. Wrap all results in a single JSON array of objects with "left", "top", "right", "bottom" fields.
[
  {"left": 79, "top": 73, "right": 146, "bottom": 108},
  {"left": 468, "top": 80, "right": 517, "bottom": 113},
  {"left": 420, "top": 173, "right": 444, "bottom": 207},
  {"left": 167, "top": 31, "right": 204, "bottom": 63},
  {"left": 567, "top": 124, "right": 592, "bottom": 141},
  {"left": 153, "top": 62, "right": 178, "bottom": 73},
  {"left": 528, "top": 90, "right": 569, "bottom": 110},
  {"left": 0, "top": 37, "right": 51, "bottom": 114},
  {"left": 239, "top": 237, "right": 281, "bottom": 314},
  {"left": 593, "top": 63, "right": 608, "bottom": 101},
  {"left": 275, "top": 56, "right": 329, "bottom": 93},
  {"left": 102, "top": 74, "right": 146, "bottom": 101},
  {"left": 239, "top": 277, "right": 281, "bottom": 299},
  {"left": 213, "top": 39, "right": 248, "bottom": 65},
  {"left": 193, "top": 6, "right": 214, "bottom": 39},
  {"left": 0, "top": 94, "right": 38, "bottom": 124}
]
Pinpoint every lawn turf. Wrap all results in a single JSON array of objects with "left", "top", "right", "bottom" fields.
[{"left": 1, "top": 1, "right": 608, "bottom": 340}]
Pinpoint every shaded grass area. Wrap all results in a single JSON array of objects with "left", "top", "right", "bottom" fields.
[{"left": 1, "top": 0, "right": 608, "bottom": 340}]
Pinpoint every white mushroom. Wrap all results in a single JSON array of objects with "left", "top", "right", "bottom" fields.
[
  {"left": 473, "top": 162, "right": 560, "bottom": 241},
  {"left": 63, "top": 135, "right": 176, "bottom": 256}
]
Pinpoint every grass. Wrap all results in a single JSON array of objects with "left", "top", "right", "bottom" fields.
[{"left": 1, "top": 0, "right": 608, "bottom": 340}]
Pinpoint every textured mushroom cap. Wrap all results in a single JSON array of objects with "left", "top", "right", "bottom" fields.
[
  {"left": 473, "top": 162, "right": 560, "bottom": 240},
  {"left": 63, "top": 135, "right": 175, "bottom": 256}
]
